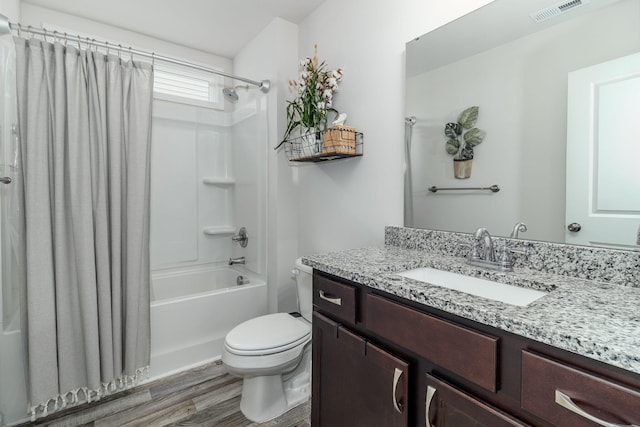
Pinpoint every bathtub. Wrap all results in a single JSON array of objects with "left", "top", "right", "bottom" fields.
[{"left": 149, "top": 264, "right": 267, "bottom": 379}]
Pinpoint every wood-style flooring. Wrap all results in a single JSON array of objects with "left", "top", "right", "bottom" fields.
[{"left": 15, "top": 361, "right": 310, "bottom": 427}]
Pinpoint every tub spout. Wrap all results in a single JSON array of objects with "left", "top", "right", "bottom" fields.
[{"left": 229, "top": 256, "right": 245, "bottom": 265}]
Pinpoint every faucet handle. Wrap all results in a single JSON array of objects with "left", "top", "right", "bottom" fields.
[
  {"left": 458, "top": 242, "right": 481, "bottom": 260},
  {"left": 231, "top": 227, "right": 249, "bottom": 248},
  {"left": 498, "top": 242, "right": 531, "bottom": 270},
  {"left": 502, "top": 243, "right": 531, "bottom": 266},
  {"left": 497, "top": 246, "right": 513, "bottom": 270},
  {"left": 505, "top": 245, "right": 530, "bottom": 257}
]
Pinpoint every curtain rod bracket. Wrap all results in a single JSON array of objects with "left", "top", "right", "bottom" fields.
[{"left": 0, "top": 14, "right": 10, "bottom": 36}]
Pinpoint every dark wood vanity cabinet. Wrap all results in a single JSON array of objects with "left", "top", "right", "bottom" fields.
[
  {"left": 312, "top": 311, "right": 409, "bottom": 427},
  {"left": 521, "top": 350, "right": 640, "bottom": 427},
  {"left": 425, "top": 374, "right": 528, "bottom": 427},
  {"left": 311, "top": 271, "right": 640, "bottom": 427}
]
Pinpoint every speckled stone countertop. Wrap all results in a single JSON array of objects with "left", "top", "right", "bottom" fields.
[{"left": 302, "top": 244, "right": 640, "bottom": 376}]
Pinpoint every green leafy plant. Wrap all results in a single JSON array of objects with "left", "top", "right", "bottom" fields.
[
  {"left": 275, "top": 45, "right": 343, "bottom": 150},
  {"left": 444, "top": 106, "right": 486, "bottom": 160}
]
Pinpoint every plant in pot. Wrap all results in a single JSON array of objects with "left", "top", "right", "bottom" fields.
[
  {"left": 275, "top": 45, "right": 343, "bottom": 153},
  {"left": 445, "top": 106, "right": 486, "bottom": 179}
]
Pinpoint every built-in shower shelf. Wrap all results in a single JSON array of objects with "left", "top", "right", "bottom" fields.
[
  {"left": 202, "top": 177, "right": 236, "bottom": 185},
  {"left": 203, "top": 226, "right": 236, "bottom": 235}
]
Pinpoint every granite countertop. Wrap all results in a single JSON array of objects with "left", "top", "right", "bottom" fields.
[{"left": 303, "top": 246, "right": 640, "bottom": 376}]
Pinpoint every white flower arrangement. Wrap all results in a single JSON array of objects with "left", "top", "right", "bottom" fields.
[{"left": 276, "top": 45, "right": 343, "bottom": 149}]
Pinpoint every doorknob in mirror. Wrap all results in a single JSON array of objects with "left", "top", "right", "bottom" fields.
[{"left": 567, "top": 223, "right": 582, "bottom": 232}]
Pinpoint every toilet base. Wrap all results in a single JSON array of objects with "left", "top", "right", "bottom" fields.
[
  {"left": 240, "top": 374, "right": 288, "bottom": 422},
  {"left": 238, "top": 346, "right": 311, "bottom": 423}
]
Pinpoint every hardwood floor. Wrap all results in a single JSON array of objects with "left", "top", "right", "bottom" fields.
[{"left": 16, "top": 361, "right": 310, "bottom": 427}]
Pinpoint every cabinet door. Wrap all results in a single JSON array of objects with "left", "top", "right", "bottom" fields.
[
  {"left": 424, "top": 374, "right": 529, "bottom": 427},
  {"left": 312, "top": 311, "right": 409, "bottom": 427}
]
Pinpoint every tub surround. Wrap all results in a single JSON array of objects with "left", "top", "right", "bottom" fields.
[{"left": 302, "top": 226, "right": 640, "bottom": 375}]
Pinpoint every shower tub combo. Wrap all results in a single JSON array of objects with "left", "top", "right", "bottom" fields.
[{"left": 149, "top": 264, "right": 267, "bottom": 378}]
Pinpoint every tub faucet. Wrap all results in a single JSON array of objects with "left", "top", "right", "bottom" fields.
[{"left": 229, "top": 256, "right": 245, "bottom": 265}]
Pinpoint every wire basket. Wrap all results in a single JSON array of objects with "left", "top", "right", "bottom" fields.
[{"left": 284, "top": 127, "right": 363, "bottom": 162}]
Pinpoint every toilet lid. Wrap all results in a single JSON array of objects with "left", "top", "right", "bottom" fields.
[{"left": 225, "top": 313, "right": 311, "bottom": 356}]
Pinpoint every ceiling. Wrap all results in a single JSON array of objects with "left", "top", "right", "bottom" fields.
[{"left": 21, "top": 0, "right": 325, "bottom": 58}]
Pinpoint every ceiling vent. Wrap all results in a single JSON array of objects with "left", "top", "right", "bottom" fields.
[{"left": 530, "top": 0, "right": 591, "bottom": 23}]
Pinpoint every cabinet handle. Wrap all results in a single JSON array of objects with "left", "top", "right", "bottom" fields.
[
  {"left": 392, "top": 368, "right": 403, "bottom": 414},
  {"left": 555, "top": 390, "right": 639, "bottom": 427},
  {"left": 425, "top": 385, "right": 436, "bottom": 427},
  {"left": 318, "top": 290, "right": 342, "bottom": 306}
]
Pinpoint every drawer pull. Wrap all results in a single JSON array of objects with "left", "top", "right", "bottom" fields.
[
  {"left": 392, "top": 368, "right": 403, "bottom": 414},
  {"left": 555, "top": 390, "right": 639, "bottom": 427},
  {"left": 319, "top": 290, "right": 342, "bottom": 306},
  {"left": 425, "top": 385, "right": 436, "bottom": 427}
]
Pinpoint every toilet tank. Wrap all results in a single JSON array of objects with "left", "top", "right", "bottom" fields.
[{"left": 294, "top": 258, "right": 313, "bottom": 322}]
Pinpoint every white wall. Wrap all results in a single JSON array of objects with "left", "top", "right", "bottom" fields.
[
  {"left": 20, "top": 3, "right": 232, "bottom": 74},
  {"left": 295, "top": 0, "right": 493, "bottom": 256},
  {"left": 0, "top": 0, "right": 18, "bottom": 22}
]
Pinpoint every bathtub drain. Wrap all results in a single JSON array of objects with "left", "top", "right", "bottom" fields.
[{"left": 236, "top": 275, "right": 250, "bottom": 286}]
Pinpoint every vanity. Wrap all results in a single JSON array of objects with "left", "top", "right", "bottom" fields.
[
  {"left": 305, "top": 227, "right": 640, "bottom": 427},
  {"left": 317, "top": 0, "right": 640, "bottom": 424}
]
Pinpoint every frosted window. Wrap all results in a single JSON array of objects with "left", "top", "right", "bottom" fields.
[{"left": 153, "top": 62, "right": 224, "bottom": 109}]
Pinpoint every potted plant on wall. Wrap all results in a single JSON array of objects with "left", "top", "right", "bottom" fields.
[
  {"left": 275, "top": 45, "right": 343, "bottom": 152},
  {"left": 444, "top": 106, "right": 486, "bottom": 179}
]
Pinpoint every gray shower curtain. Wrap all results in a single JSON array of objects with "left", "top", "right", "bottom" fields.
[{"left": 14, "top": 37, "right": 153, "bottom": 420}]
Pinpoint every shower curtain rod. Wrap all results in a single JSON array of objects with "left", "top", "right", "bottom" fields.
[{"left": 0, "top": 14, "right": 270, "bottom": 94}]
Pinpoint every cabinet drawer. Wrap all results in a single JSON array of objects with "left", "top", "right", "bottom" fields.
[
  {"left": 313, "top": 274, "right": 357, "bottom": 324},
  {"left": 521, "top": 350, "right": 640, "bottom": 426},
  {"left": 366, "top": 293, "right": 498, "bottom": 392}
]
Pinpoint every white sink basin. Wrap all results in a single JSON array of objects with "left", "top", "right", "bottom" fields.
[{"left": 395, "top": 267, "right": 547, "bottom": 307}]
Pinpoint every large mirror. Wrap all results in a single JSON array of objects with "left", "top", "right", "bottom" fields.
[{"left": 405, "top": 0, "right": 640, "bottom": 249}]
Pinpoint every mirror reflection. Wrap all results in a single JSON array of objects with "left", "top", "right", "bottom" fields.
[{"left": 405, "top": 0, "right": 640, "bottom": 249}]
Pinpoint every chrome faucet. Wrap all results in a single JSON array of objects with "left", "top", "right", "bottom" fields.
[
  {"left": 473, "top": 227, "right": 496, "bottom": 262},
  {"left": 463, "top": 227, "right": 530, "bottom": 272},
  {"left": 229, "top": 256, "right": 245, "bottom": 265}
]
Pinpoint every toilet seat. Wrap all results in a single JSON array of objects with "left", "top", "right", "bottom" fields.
[{"left": 225, "top": 313, "right": 311, "bottom": 356}]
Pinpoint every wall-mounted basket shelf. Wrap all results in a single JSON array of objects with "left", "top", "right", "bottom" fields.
[
  {"left": 284, "top": 127, "right": 363, "bottom": 162},
  {"left": 203, "top": 226, "right": 236, "bottom": 235}
]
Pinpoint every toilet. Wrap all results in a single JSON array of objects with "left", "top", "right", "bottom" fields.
[{"left": 222, "top": 258, "right": 313, "bottom": 422}]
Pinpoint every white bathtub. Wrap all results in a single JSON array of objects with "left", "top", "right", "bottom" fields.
[{"left": 149, "top": 264, "right": 267, "bottom": 379}]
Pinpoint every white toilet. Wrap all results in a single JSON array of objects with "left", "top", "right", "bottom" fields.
[{"left": 222, "top": 258, "right": 313, "bottom": 422}]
